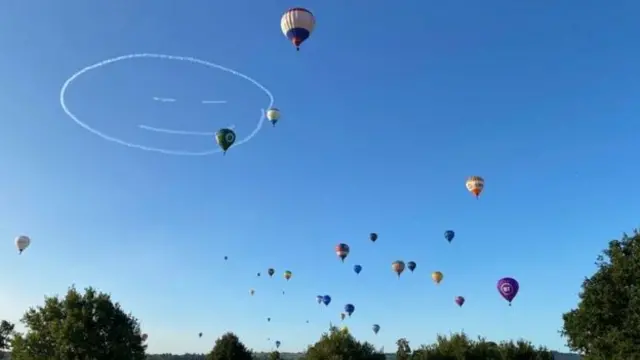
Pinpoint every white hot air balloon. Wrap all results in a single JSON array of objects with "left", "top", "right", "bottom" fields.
[
  {"left": 280, "top": 8, "right": 316, "bottom": 51},
  {"left": 15, "top": 235, "right": 30, "bottom": 254},
  {"left": 266, "top": 108, "right": 281, "bottom": 127}
]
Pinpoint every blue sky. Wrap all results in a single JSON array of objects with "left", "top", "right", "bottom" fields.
[{"left": 0, "top": 0, "right": 638, "bottom": 355}]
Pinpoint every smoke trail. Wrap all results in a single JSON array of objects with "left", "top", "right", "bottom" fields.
[
  {"left": 138, "top": 124, "right": 236, "bottom": 136},
  {"left": 60, "top": 53, "right": 274, "bottom": 156},
  {"left": 152, "top": 97, "right": 177, "bottom": 102}
]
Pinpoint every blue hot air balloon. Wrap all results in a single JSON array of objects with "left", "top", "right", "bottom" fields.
[
  {"left": 344, "top": 303, "right": 355, "bottom": 317},
  {"left": 407, "top": 261, "right": 417, "bottom": 272},
  {"left": 322, "top": 295, "right": 332, "bottom": 306},
  {"left": 353, "top": 264, "right": 362, "bottom": 274},
  {"left": 444, "top": 230, "right": 455, "bottom": 243},
  {"left": 316, "top": 295, "right": 323, "bottom": 304},
  {"left": 275, "top": 340, "right": 281, "bottom": 349},
  {"left": 372, "top": 324, "right": 380, "bottom": 335}
]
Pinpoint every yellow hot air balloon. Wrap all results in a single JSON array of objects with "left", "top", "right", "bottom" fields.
[
  {"left": 465, "top": 176, "right": 484, "bottom": 199},
  {"left": 284, "top": 270, "right": 292, "bottom": 280},
  {"left": 250, "top": 289, "right": 255, "bottom": 296},
  {"left": 432, "top": 271, "right": 443, "bottom": 284}
]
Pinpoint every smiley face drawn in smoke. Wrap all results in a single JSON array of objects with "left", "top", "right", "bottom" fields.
[{"left": 59, "top": 53, "right": 275, "bottom": 156}]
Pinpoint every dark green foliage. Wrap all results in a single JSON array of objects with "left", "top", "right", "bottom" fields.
[
  {"left": 302, "top": 326, "right": 386, "bottom": 360},
  {"left": 396, "top": 338, "right": 411, "bottom": 360},
  {"left": 409, "top": 333, "right": 553, "bottom": 360},
  {"left": 206, "top": 332, "right": 253, "bottom": 360},
  {"left": 268, "top": 350, "right": 281, "bottom": 360},
  {"left": 0, "top": 320, "right": 15, "bottom": 359},
  {"left": 561, "top": 231, "right": 640, "bottom": 359},
  {"left": 10, "top": 286, "right": 146, "bottom": 360}
]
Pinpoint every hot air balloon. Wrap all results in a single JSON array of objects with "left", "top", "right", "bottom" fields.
[
  {"left": 282, "top": 290, "right": 285, "bottom": 295},
  {"left": 432, "top": 271, "right": 443, "bottom": 284},
  {"left": 316, "top": 295, "right": 323, "bottom": 304},
  {"left": 141, "top": 333, "right": 148, "bottom": 341},
  {"left": 455, "top": 296, "right": 465, "bottom": 307},
  {"left": 267, "top": 317, "right": 271, "bottom": 322},
  {"left": 275, "top": 340, "right": 281, "bottom": 349},
  {"left": 284, "top": 270, "right": 292, "bottom": 281},
  {"left": 335, "top": 243, "right": 350, "bottom": 262},
  {"left": 392, "top": 260, "right": 405, "bottom": 278},
  {"left": 306, "top": 320, "right": 309, "bottom": 323},
  {"left": 250, "top": 289, "right": 255, "bottom": 296},
  {"left": 372, "top": 324, "right": 380, "bottom": 335},
  {"left": 15, "top": 235, "right": 30, "bottom": 254},
  {"left": 257, "top": 272, "right": 261, "bottom": 277},
  {"left": 407, "top": 261, "right": 417, "bottom": 272},
  {"left": 344, "top": 304, "right": 355, "bottom": 317},
  {"left": 224, "top": 256, "right": 228, "bottom": 260},
  {"left": 353, "top": 264, "right": 362, "bottom": 274},
  {"left": 268, "top": 268, "right": 275, "bottom": 277},
  {"left": 444, "top": 230, "right": 455, "bottom": 243},
  {"left": 198, "top": 332, "right": 203, "bottom": 338},
  {"left": 340, "top": 312, "right": 346, "bottom": 321},
  {"left": 465, "top": 176, "right": 485, "bottom": 198},
  {"left": 369, "top": 232, "right": 378, "bottom": 242},
  {"left": 280, "top": 8, "right": 315, "bottom": 51},
  {"left": 215, "top": 128, "right": 236, "bottom": 154},
  {"left": 266, "top": 108, "right": 280, "bottom": 127},
  {"left": 322, "top": 295, "right": 331, "bottom": 306},
  {"left": 497, "top": 277, "right": 520, "bottom": 306}
]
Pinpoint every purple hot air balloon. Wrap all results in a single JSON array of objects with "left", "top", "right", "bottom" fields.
[
  {"left": 454, "top": 296, "right": 465, "bottom": 307},
  {"left": 497, "top": 277, "right": 519, "bottom": 306}
]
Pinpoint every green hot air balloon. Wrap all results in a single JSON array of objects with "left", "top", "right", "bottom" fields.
[{"left": 215, "top": 128, "right": 236, "bottom": 155}]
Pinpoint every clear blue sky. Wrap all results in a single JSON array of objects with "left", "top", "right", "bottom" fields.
[{"left": 0, "top": 0, "right": 638, "bottom": 355}]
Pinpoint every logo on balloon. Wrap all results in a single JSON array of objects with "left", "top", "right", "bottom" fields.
[{"left": 500, "top": 283, "right": 513, "bottom": 294}]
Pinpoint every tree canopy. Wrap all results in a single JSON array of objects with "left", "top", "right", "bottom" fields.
[
  {"left": 206, "top": 332, "right": 253, "bottom": 360},
  {"left": 302, "top": 325, "right": 385, "bottom": 360},
  {"left": 9, "top": 285, "right": 146, "bottom": 360},
  {"left": 561, "top": 231, "right": 640, "bottom": 359}
]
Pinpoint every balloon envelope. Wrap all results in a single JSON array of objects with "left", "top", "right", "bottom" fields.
[
  {"left": 455, "top": 296, "right": 465, "bottom": 307},
  {"left": 444, "top": 230, "right": 455, "bottom": 242},
  {"left": 335, "top": 243, "right": 350, "bottom": 261},
  {"left": 280, "top": 8, "right": 316, "bottom": 50},
  {"left": 369, "top": 232, "right": 378, "bottom": 242},
  {"left": 353, "top": 264, "right": 362, "bottom": 274},
  {"left": 15, "top": 235, "right": 30, "bottom": 253},
  {"left": 372, "top": 324, "right": 380, "bottom": 334},
  {"left": 322, "top": 295, "right": 331, "bottom": 306},
  {"left": 497, "top": 277, "right": 520, "bottom": 304},
  {"left": 407, "top": 261, "right": 416, "bottom": 272},
  {"left": 344, "top": 303, "right": 355, "bottom": 316}
]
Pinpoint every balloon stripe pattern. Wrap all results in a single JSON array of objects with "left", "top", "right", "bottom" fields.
[{"left": 280, "top": 8, "right": 316, "bottom": 51}]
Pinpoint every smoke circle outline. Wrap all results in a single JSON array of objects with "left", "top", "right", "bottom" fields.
[{"left": 59, "top": 53, "right": 275, "bottom": 156}]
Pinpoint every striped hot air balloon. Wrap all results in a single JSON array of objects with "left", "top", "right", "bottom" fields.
[{"left": 280, "top": 8, "right": 316, "bottom": 51}]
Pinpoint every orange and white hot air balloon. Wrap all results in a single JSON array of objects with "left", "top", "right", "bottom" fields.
[{"left": 465, "top": 176, "right": 484, "bottom": 199}]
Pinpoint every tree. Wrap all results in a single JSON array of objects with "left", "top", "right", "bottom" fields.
[
  {"left": 303, "top": 325, "right": 385, "bottom": 360},
  {"left": 396, "top": 338, "right": 411, "bottom": 360},
  {"left": 561, "top": 231, "right": 640, "bottom": 359},
  {"left": 410, "top": 332, "right": 553, "bottom": 360},
  {"left": 10, "top": 285, "right": 146, "bottom": 360},
  {"left": 206, "top": 332, "right": 253, "bottom": 360},
  {"left": 0, "top": 320, "right": 15, "bottom": 359},
  {"left": 268, "top": 350, "right": 281, "bottom": 360}
]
